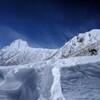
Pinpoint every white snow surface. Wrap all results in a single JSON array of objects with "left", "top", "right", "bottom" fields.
[{"left": 0, "top": 55, "right": 100, "bottom": 100}]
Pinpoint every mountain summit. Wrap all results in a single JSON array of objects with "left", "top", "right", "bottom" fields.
[{"left": 9, "top": 39, "right": 29, "bottom": 51}]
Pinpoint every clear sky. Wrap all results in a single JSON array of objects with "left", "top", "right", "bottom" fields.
[{"left": 0, "top": 0, "right": 100, "bottom": 48}]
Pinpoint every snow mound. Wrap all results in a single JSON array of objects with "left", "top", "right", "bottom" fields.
[{"left": 0, "top": 55, "right": 100, "bottom": 100}]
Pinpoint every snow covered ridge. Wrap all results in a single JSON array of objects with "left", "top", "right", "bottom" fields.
[
  {"left": 0, "top": 29, "right": 100, "bottom": 66},
  {"left": 60, "top": 29, "right": 100, "bottom": 58}
]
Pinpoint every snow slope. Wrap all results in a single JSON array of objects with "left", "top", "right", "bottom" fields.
[
  {"left": 0, "top": 29, "right": 100, "bottom": 66},
  {"left": 58, "top": 29, "right": 100, "bottom": 58},
  {"left": 60, "top": 62, "right": 100, "bottom": 100},
  {"left": 0, "top": 55, "right": 100, "bottom": 100},
  {"left": 0, "top": 29, "right": 100, "bottom": 100}
]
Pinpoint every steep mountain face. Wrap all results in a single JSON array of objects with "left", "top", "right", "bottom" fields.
[
  {"left": 0, "top": 29, "right": 100, "bottom": 100},
  {"left": 59, "top": 29, "right": 100, "bottom": 58}
]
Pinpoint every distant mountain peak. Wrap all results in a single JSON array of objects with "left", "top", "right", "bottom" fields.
[{"left": 9, "top": 39, "right": 29, "bottom": 50}]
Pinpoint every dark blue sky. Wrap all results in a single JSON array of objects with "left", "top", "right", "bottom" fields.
[{"left": 0, "top": 0, "right": 100, "bottom": 48}]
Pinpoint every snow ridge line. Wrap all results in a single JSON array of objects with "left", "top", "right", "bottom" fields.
[{"left": 63, "top": 40, "right": 100, "bottom": 57}]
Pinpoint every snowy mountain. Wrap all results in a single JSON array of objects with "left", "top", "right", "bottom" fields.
[
  {"left": 44, "top": 29, "right": 100, "bottom": 60},
  {"left": 0, "top": 29, "right": 100, "bottom": 100},
  {"left": 60, "top": 29, "right": 100, "bottom": 58},
  {"left": 0, "top": 55, "right": 100, "bottom": 100},
  {"left": 0, "top": 29, "right": 100, "bottom": 66},
  {"left": 0, "top": 39, "right": 57, "bottom": 66}
]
